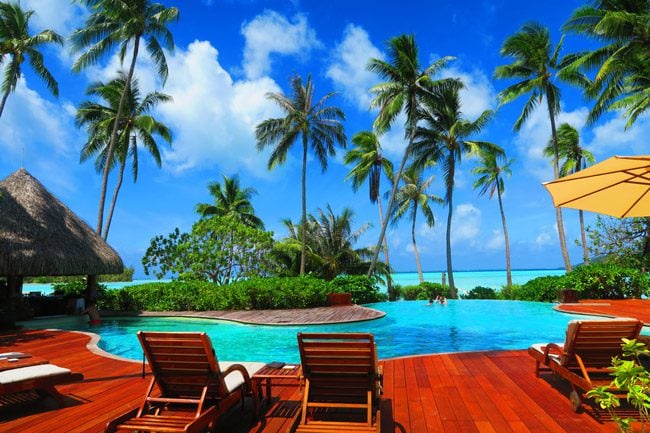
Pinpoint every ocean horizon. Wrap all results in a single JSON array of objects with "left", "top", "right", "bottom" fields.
[{"left": 22, "top": 268, "right": 564, "bottom": 295}]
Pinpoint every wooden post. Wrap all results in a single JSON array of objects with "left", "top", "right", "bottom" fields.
[
  {"left": 442, "top": 272, "right": 446, "bottom": 287},
  {"left": 86, "top": 275, "right": 98, "bottom": 301}
]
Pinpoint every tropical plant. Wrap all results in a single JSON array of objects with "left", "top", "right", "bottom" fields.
[
  {"left": 366, "top": 34, "right": 456, "bottom": 275},
  {"left": 256, "top": 74, "right": 346, "bottom": 276},
  {"left": 196, "top": 174, "right": 264, "bottom": 229},
  {"left": 273, "top": 205, "right": 384, "bottom": 281},
  {"left": 472, "top": 147, "right": 514, "bottom": 287},
  {"left": 142, "top": 216, "right": 275, "bottom": 285},
  {"left": 543, "top": 123, "right": 595, "bottom": 264},
  {"left": 564, "top": 0, "right": 650, "bottom": 126},
  {"left": 391, "top": 165, "right": 442, "bottom": 283},
  {"left": 70, "top": 0, "right": 179, "bottom": 235},
  {"left": 587, "top": 338, "right": 650, "bottom": 433},
  {"left": 76, "top": 72, "right": 172, "bottom": 240},
  {"left": 587, "top": 216, "right": 650, "bottom": 271},
  {"left": 410, "top": 85, "right": 496, "bottom": 298},
  {"left": 0, "top": 1, "right": 63, "bottom": 119},
  {"left": 344, "top": 131, "right": 395, "bottom": 298},
  {"left": 494, "top": 22, "right": 588, "bottom": 272}
]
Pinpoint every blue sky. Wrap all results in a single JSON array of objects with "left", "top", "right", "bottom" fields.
[{"left": 2, "top": 0, "right": 647, "bottom": 278}]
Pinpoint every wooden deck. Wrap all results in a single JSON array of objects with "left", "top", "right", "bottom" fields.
[
  {"left": 556, "top": 299, "right": 650, "bottom": 325},
  {"left": 138, "top": 305, "right": 385, "bottom": 325},
  {"left": 0, "top": 329, "right": 624, "bottom": 433}
]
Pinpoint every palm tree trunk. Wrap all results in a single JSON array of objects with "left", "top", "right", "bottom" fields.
[
  {"left": 0, "top": 88, "right": 10, "bottom": 120},
  {"left": 102, "top": 160, "right": 126, "bottom": 241},
  {"left": 446, "top": 157, "right": 457, "bottom": 299},
  {"left": 96, "top": 36, "right": 140, "bottom": 236},
  {"left": 226, "top": 230, "right": 234, "bottom": 284},
  {"left": 412, "top": 204, "right": 424, "bottom": 284},
  {"left": 377, "top": 198, "right": 394, "bottom": 299},
  {"left": 497, "top": 185, "right": 512, "bottom": 287},
  {"left": 579, "top": 210, "right": 589, "bottom": 265},
  {"left": 368, "top": 112, "right": 417, "bottom": 275},
  {"left": 300, "top": 134, "right": 308, "bottom": 276},
  {"left": 546, "top": 95, "right": 572, "bottom": 272}
]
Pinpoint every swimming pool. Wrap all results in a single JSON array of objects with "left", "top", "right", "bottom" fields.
[{"left": 28, "top": 300, "right": 610, "bottom": 363}]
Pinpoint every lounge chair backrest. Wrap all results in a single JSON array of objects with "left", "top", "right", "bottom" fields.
[
  {"left": 298, "top": 332, "right": 380, "bottom": 404},
  {"left": 561, "top": 318, "right": 643, "bottom": 368},
  {"left": 138, "top": 331, "right": 229, "bottom": 400}
]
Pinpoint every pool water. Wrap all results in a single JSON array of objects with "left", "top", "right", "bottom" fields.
[{"left": 29, "top": 300, "right": 606, "bottom": 363}]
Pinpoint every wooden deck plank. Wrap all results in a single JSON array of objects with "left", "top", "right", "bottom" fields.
[
  {"left": 556, "top": 299, "right": 650, "bottom": 325},
  {"left": 0, "top": 328, "right": 629, "bottom": 433}
]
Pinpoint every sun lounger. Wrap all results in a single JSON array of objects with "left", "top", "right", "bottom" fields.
[
  {"left": 528, "top": 317, "right": 643, "bottom": 411},
  {"left": 105, "top": 331, "right": 264, "bottom": 433},
  {"left": 292, "top": 332, "right": 382, "bottom": 433},
  {"left": 0, "top": 363, "right": 83, "bottom": 407}
]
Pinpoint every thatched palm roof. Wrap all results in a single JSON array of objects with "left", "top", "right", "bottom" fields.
[{"left": 0, "top": 169, "right": 123, "bottom": 276}]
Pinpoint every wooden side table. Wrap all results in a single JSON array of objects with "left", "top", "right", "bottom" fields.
[{"left": 251, "top": 364, "right": 301, "bottom": 418}]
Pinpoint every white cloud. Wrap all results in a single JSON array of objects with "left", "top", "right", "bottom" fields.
[
  {"left": 326, "top": 24, "right": 382, "bottom": 110},
  {"left": 451, "top": 203, "right": 481, "bottom": 245},
  {"left": 440, "top": 66, "right": 497, "bottom": 119},
  {"left": 535, "top": 231, "right": 553, "bottom": 248},
  {"left": 152, "top": 41, "right": 282, "bottom": 176},
  {"left": 512, "top": 102, "right": 589, "bottom": 181},
  {"left": 23, "top": 0, "right": 85, "bottom": 36},
  {"left": 587, "top": 112, "right": 650, "bottom": 157},
  {"left": 485, "top": 229, "right": 504, "bottom": 250},
  {"left": 0, "top": 75, "right": 83, "bottom": 193},
  {"left": 241, "top": 11, "right": 321, "bottom": 80}
]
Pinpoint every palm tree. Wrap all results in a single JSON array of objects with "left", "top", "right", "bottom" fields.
[
  {"left": 564, "top": 0, "right": 650, "bottom": 125},
  {"left": 344, "top": 131, "right": 395, "bottom": 298},
  {"left": 70, "top": 0, "right": 179, "bottom": 236},
  {"left": 256, "top": 74, "right": 346, "bottom": 275},
  {"left": 472, "top": 148, "right": 513, "bottom": 287},
  {"left": 196, "top": 174, "right": 264, "bottom": 229},
  {"left": 391, "top": 165, "right": 442, "bottom": 284},
  {"left": 76, "top": 72, "right": 172, "bottom": 240},
  {"left": 411, "top": 86, "right": 496, "bottom": 298},
  {"left": 543, "top": 123, "right": 595, "bottom": 264},
  {"left": 366, "top": 34, "right": 457, "bottom": 275},
  {"left": 494, "top": 22, "right": 587, "bottom": 273},
  {"left": 0, "top": 1, "right": 63, "bottom": 119}
]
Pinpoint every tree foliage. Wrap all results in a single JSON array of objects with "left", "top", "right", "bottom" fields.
[
  {"left": 587, "top": 216, "right": 650, "bottom": 271},
  {"left": 142, "top": 216, "right": 275, "bottom": 284}
]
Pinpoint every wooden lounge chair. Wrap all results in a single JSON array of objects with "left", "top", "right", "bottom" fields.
[
  {"left": 528, "top": 317, "right": 643, "bottom": 411},
  {"left": 292, "top": 332, "right": 382, "bottom": 433},
  {"left": 0, "top": 363, "right": 83, "bottom": 407},
  {"left": 105, "top": 331, "right": 264, "bottom": 433}
]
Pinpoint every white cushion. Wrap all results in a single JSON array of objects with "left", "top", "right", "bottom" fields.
[
  {"left": 0, "top": 364, "right": 70, "bottom": 385},
  {"left": 219, "top": 361, "right": 265, "bottom": 393}
]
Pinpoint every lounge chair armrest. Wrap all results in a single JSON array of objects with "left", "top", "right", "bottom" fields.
[
  {"left": 543, "top": 343, "right": 566, "bottom": 363},
  {"left": 222, "top": 363, "right": 252, "bottom": 391}
]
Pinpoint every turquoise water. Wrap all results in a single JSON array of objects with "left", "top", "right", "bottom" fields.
[
  {"left": 32, "top": 300, "right": 596, "bottom": 363},
  {"left": 391, "top": 269, "right": 565, "bottom": 293},
  {"left": 23, "top": 270, "right": 563, "bottom": 295}
]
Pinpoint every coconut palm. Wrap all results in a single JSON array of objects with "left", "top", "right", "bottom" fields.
[
  {"left": 196, "top": 174, "right": 264, "bottom": 229},
  {"left": 391, "top": 165, "right": 442, "bottom": 284},
  {"left": 366, "top": 34, "right": 457, "bottom": 275},
  {"left": 256, "top": 74, "right": 346, "bottom": 276},
  {"left": 0, "top": 1, "right": 63, "bottom": 119},
  {"left": 472, "top": 148, "right": 513, "bottom": 287},
  {"left": 76, "top": 72, "right": 172, "bottom": 240},
  {"left": 564, "top": 0, "right": 650, "bottom": 125},
  {"left": 494, "top": 22, "right": 587, "bottom": 272},
  {"left": 543, "top": 123, "right": 595, "bottom": 264},
  {"left": 70, "top": 0, "right": 179, "bottom": 235},
  {"left": 344, "top": 131, "right": 395, "bottom": 298},
  {"left": 410, "top": 86, "right": 496, "bottom": 298}
]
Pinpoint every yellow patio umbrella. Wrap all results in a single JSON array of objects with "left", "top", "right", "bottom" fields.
[{"left": 542, "top": 155, "right": 650, "bottom": 218}]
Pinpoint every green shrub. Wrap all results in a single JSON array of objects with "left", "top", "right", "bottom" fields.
[
  {"left": 97, "top": 276, "right": 386, "bottom": 312},
  {"left": 461, "top": 286, "right": 498, "bottom": 299},
  {"left": 515, "top": 276, "right": 566, "bottom": 302},
  {"left": 498, "top": 284, "right": 521, "bottom": 300},
  {"left": 564, "top": 263, "right": 650, "bottom": 299},
  {"left": 53, "top": 280, "right": 108, "bottom": 298},
  {"left": 399, "top": 284, "right": 424, "bottom": 300},
  {"left": 398, "top": 282, "right": 449, "bottom": 301}
]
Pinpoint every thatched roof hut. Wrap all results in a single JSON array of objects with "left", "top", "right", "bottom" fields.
[{"left": 0, "top": 169, "right": 123, "bottom": 278}]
